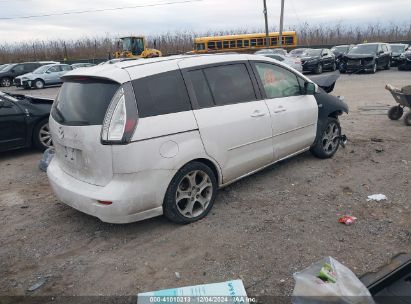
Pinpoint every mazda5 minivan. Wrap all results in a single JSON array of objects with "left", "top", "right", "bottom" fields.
[{"left": 47, "top": 54, "right": 348, "bottom": 224}]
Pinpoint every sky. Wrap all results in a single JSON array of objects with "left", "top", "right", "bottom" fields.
[{"left": 0, "top": 0, "right": 410, "bottom": 43}]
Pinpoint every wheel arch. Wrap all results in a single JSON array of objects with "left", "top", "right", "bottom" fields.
[{"left": 178, "top": 157, "right": 222, "bottom": 186}]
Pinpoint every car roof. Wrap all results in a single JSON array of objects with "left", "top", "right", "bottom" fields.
[{"left": 63, "top": 53, "right": 310, "bottom": 84}]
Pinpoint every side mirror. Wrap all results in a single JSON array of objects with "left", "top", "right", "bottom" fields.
[
  {"left": 305, "top": 82, "right": 317, "bottom": 95},
  {"left": 46, "top": 70, "right": 51, "bottom": 74},
  {"left": 322, "top": 53, "right": 327, "bottom": 57}
]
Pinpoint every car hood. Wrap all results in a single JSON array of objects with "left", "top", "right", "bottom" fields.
[
  {"left": 392, "top": 52, "right": 402, "bottom": 57},
  {"left": 16, "top": 72, "right": 34, "bottom": 79},
  {"left": 345, "top": 54, "right": 376, "bottom": 59}
]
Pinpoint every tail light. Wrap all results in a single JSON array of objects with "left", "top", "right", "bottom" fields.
[{"left": 101, "top": 82, "right": 138, "bottom": 144}]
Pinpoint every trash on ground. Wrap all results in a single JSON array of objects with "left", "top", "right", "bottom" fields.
[
  {"left": 292, "top": 257, "right": 375, "bottom": 304},
  {"left": 137, "top": 280, "right": 247, "bottom": 304},
  {"left": 27, "top": 278, "right": 46, "bottom": 292},
  {"left": 175, "top": 272, "right": 181, "bottom": 279},
  {"left": 367, "top": 194, "right": 387, "bottom": 201},
  {"left": 375, "top": 147, "right": 384, "bottom": 153},
  {"left": 318, "top": 263, "right": 337, "bottom": 283},
  {"left": 338, "top": 215, "right": 357, "bottom": 225},
  {"left": 39, "top": 148, "right": 55, "bottom": 172}
]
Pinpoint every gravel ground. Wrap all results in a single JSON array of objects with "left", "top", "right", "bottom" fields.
[{"left": 0, "top": 70, "right": 410, "bottom": 298}]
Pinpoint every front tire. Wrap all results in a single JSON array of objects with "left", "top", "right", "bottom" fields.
[
  {"left": 33, "top": 119, "right": 52, "bottom": 151},
  {"left": 310, "top": 117, "right": 341, "bottom": 159},
  {"left": 371, "top": 63, "right": 377, "bottom": 74},
  {"left": 315, "top": 63, "right": 323, "bottom": 74},
  {"left": 163, "top": 161, "right": 217, "bottom": 224},
  {"left": 388, "top": 106, "right": 403, "bottom": 120},
  {"left": 34, "top": 79, "right": 45, "bottom": 89}
]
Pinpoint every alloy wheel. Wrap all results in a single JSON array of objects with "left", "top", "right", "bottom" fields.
[
  {"left": 175, "top": 170, "right": 213, "bottom": 218},
  {"left": 1, "top": 78, "right": 11, "bottom": 87},
  {"left": 39, "top": 123, "right": 52, "bottom": 148},
  {"left": 321, "top": 122, "right": 340, "bottom": 155}
]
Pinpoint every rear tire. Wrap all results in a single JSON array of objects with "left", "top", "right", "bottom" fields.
[
  {"left": 163, "top": 161, "right": 217, "bottom": 224},
  {"left": 1, "top": 77, "right": 12, "bottom": 87},
  {"left": 33, "top": 118, "right": 52, "bottom": 151},
  {"left": 404, "top": 112, "right": 411, "bottom": 126},
  {"left": 388, "top": 106, "right": 403, "bottom": 120},
  {"left": 310, "top": 117, "right": 341, "bottom": 159}
]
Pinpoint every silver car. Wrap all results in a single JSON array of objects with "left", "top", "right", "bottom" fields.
[
  {"left": 15, "top": 64, "right": 73, "bottom": 89},
  {"left": 255, "top": 51, "right": 303, "bottom": 72}
]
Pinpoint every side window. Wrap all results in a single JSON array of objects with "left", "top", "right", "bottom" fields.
[
  {"left": 254, "top": 62, "right": 302, "bottom": 99},
  {"left": 203, "top": 63, "right": 256, "bottom": 106},
  {"left": 13, "top": 65, "right": 24, "bottom": 72},
  {"left": 48, "top": 66, "right": 60, "bottom": 73},
  {"left": 132, "top": 70, "right": 191, "bottom": 118},
  {"left": 377, "top": 44, "right": 382, "bottom": 53},
  {"left": 60, "top": 65, "right": 72, "bottom": 71},
  {"left": 188, "top": 70, "right": 214, "bottom": 108},
  {"left": 382, "top": 44, "right": 388, "bottom": 52}
]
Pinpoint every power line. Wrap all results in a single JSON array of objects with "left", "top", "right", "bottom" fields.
[{"left": 0, "top": 0, "right": 203, "bottom": 20}]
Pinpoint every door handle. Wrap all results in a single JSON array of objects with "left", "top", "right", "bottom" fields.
[
  {"left": 273, "top": 108, "right": 287, "bottom": 113},
  {"left": 250, "top": 110, "right": 265, "bottom": 117}
]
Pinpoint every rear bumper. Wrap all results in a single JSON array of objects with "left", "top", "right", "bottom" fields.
[{"left": 47, "top": 158, "right": 176, "bottom": 223}]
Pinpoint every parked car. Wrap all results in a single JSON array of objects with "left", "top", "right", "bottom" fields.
[
  {"left": 71, "top": 63, "right": 96, "bottom": 69},
  {"left": 398, "top": 49, "right": 411, "bottom": 70},
  {"left": 0, "top": 62, "right": 56, "bottom": 87},
  {"left": 300, "top": 48, "right": 336, "bottom": 74},
  {"left": 341, "top": 43, "right": 392, "bottom": 74},
  {"left": 331, "top": 45, "right": 354, "bottom": 70},
  {"left": 47, "top": 54, "right": 348, "bottom": 224},
  {"left": 14, "top": 64, "right": 73, "bottom": 89},
  {"left": 0, "top": 91, "right": 53, "bottom": 152},
  {"left": 389, "top": 43, "right": 409, "bottom": 67},
  {"left": 289, "top": 48, "right": 308, "bottom": 58},
  {"left": 255, "top": 50, "right": 302, "bottom": 72}
]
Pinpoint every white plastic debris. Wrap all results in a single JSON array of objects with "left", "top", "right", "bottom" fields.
[{"left": 367, "top": 194, "right": 387, "bottom": 201}]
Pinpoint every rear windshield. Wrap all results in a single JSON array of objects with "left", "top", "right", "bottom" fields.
[{"left": 52, "top": 78, "right": 119, "bottom": 126}]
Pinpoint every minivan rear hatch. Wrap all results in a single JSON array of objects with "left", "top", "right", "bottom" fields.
[{"left": 50, "top": 77, "right": 120, "bottom": 186}]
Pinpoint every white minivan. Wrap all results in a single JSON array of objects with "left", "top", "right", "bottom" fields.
[{"left": 47, "top": 54, "right": 348, "bottom": 224}]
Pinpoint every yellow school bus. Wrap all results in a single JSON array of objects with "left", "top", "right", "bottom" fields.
[{"left": 193, "top": 31, "right": 297, "bottom": 53}]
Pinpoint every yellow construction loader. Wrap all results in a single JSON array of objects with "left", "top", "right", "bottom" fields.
[{"left": 113, "top": 36, "right": 162, "bottom": 59}]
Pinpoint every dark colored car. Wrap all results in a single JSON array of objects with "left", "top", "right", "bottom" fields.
[
  {"left": 289, "top": 48, "right": 307, "bottom": 58},
  {"left": 300, "top": 48, "right": 336, "bottom": 74},
  {"left": 390, "top": 43, "right": 409, "bottom": 67},
  {"left": 0, "top": 63, "right": 42, "bottom": 87},
  {"left": 341, "top": 43, "right": 391, "bottom": 74},
  {"left": 331, "top": 45, "right": 354, "bottom": 70},
  {"left": 0, "top": 91, "right": 53, "bottom": 152},
  {"left": 397, "top": 49, "right": 411, "bottom": 70}
]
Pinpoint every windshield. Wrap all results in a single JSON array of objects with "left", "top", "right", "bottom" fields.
[
  {"left": 33, "top": 65, "right": 52, "bottom": 74},
  {"left": 1, "top": 64, "right": 16, "bottom": 72},
  {"left": 303, "top": 49, "right": 322, "bottom": 56},
  {"left": 331, "top": 46, "right": 349, "bottom": 52},
  {"left": 122, "top": 37, "right": 144, "bottom": 56},
  {"left": 0, "top": 91, "right": 18, "bottom": 102},
  {"left": 349, "top": 44, "right": 378, "bottom": 55},
  {"left": 390, "top": 45, "right": 406, "bottom": 53}
]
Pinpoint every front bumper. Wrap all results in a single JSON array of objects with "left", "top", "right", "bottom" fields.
[
  {"left": 13, "top": 78, "right": 22, "bottom": 87},
  {"left": 47, "top": 158, "right": 175, "bottom": 223},
  {"left": 345, "top": 61, "right": 375, "bottom": 73},
  {"left": 302, "top": 61, "right": 318, "bottom": 72}
]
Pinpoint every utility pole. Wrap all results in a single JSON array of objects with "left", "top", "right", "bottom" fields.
[
  {"left": 263, "top": 0, "right": 270, "bottom": 48},
  {"left": 279, "top": 0, "right": 285, "bottom": 48}
]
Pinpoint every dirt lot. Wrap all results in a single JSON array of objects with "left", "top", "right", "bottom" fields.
[{"left": 0, "top": 70, "right": 410, "bottom": 298}]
